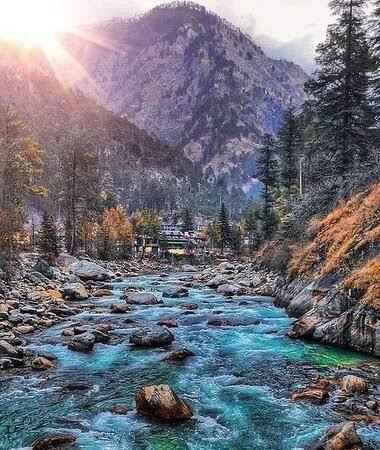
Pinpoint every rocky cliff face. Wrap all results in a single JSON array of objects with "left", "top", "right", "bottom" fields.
[
  {"left": 60, "top": 1, "right": 307, "bottom": 193},
  {"left": 275, "top": 183, "right": 380, "bottom": 356}
]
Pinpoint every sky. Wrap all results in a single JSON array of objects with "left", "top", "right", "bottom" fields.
[{"left": 18, "top": 0, "right": 334, "bottom": 71}]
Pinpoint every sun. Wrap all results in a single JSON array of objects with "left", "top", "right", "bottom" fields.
[{"left": 0, "top": 0, "right": 65, "bottom": 46}]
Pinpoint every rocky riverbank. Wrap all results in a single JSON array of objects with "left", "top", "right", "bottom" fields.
[{"left": 0, "top": 253, "right": 175, "bottom": 374}]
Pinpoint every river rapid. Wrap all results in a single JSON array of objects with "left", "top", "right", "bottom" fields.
[{"left": 1, "top": 272, "right": 380, "bottom": 450}]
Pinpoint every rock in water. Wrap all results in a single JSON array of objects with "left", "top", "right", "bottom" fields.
[
  {"left": 306, "top": 422, "right": 363, "bottom": 450},
  {"left": 70, "top": 260, "right": 113, "bottom": 281},
  {"left": 217, "top": 284, "right": 244, "bottom": 296},
  {"left": 32, "top": 433, "right": 76, "bottom": 449},
  {"left": 162, "top": 286, "right": 189, "bottom": 298},
  {"left": 124, "top": 292, "right": 163, "bottom": 305},
  {"left": 62, "top": 283, "right": 89, "bottom": 301},
  {"left": 68, "top": 332, "right": 95, "bottom": 352},
  {"left": 341, "top": 375, "right": 368, "bottom": 394},
  {"left": 164, "top": 348, "right": 194, "bottom": 362},
  {"left": 111, "top": 303, "right": 131, "bottom": 314},
  {"left": 31, "top": 357, "right": 55, "bottom": 371},
  {"left": 129, "top": 327, "right": 174, "bottom": 347},
  {"left": 135, "top": 385, "right": 192, "bottom": 421}
]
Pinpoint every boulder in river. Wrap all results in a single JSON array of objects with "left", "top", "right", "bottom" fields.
[
  {"left": 111, "top": 303, "right": 131, "bottom": 314},
  {"left": 70, "top": 260, "right": 113, "bottom": 281},
  {"left": 124, "top": 292, "right": 163, "bottom": 305},
  {"left": 31, "top": 357, "right": 55, "bottom": 371},
  {"left": 93, "top": 289, "right": 113, "bottom": 297},
  {"left": 130, "top": 327, "right": 174, "bottom": 347},
  {"left": 62, "top": 283, "right": 89, "bottom": 301},
  {"left": 306, "top": 421, "right": 363, "bottom": 450},
  {"left": 291, "top": 379, "right": 331, "bottom": 405},
  {"left": 181, "top": 264, "right": 197, "bottom": 272},
  {"left": 32, "top": 433, "right": 77, "bottom": 450},
  {"left": 111, "top": 404, "right": 129, "bottom": 415},
  {"left": 217, "top": 284, "right": 244, "bottom": 296},
  {"left": 206, "top": 275, "right": 228, "bottom": 288},
  {"left": 136, "top": 384, "right": 193, "bottom": 421},
  {"left": 162, "top": 286, "right": 189, "bottom": 298},
  {"left": 341, "top": 375, "right": 368, "bottom": 395},
  {"left": 0, "top": 340, "right": 22, "bottom": 358},
  {"left": 164, "top": 348, "right": 194, "bottom": 362},
  {"left": 68, "top": 332, "right": 95, "bottom": 352}
]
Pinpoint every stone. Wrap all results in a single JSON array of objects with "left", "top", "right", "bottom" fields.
[
  {"left": 15, "top": 325, "right": 35, "bottom": 334},
  {"left": 70, "top": 260, "right": 113, "bottom": 281},
  {"left": 217, "top": 284, "right": 244, "bottom": 296},
  {"left": 206, "top": 275, "right": 228, "bottom": 288},
  {"left": 111, "top": 404, "right": 129, "bottom": 415},
  {"left": 32, "top": 433, "right": 77, "bottom": 450},
  {"left": 31, "top": 357, "right": 55, "bottom": 371},
  {"left": 93, "top": 289, "right": 113, "bottom": 297},
  {"left": 164, "top": 348, "right": 194, "bottom": 362},
  {"left": 158, "top": 318, "right": 178, "bottom": 328},
  {"left": 342, "top": 376, "right": 368, "bottom": 395},
  {"left": 33, "top": 260, "right": 55, "bottom": 280},
  {"left": 68, "top": 332, "right": 95, "bottom": 352},
  {"left": 124, "top": 292, "right": 163, "bottom": 305},
  {"left": 111, "top": 303, "right": 131, "bottom": 314},
  {"left": 0, "top": 340, "right": 22, "bottom": 358},
  {"left": 130, "top": 327, "right": 174, "bottom": 347},
  {"left": 307, "top": 422, "right": 363, "bottom": 450},
  {"left": 181, "top": 265, "right": 197, "bottom": 272},
  {"left": 0, "top": 358, "right": 14, "bottom": 370},
  {"left": 62, "top": 283, "right": 89, "bottom": 301},
  {"left": 135, "top": 385, "right": 192, "bottom": 421},
  {"left": 162, "top": 286, "right": 189, "bottom": 298},
  {"left": 291, "top": 387, "right": 329, "bottom": 405}
]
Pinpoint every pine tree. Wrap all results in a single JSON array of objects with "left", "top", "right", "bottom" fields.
[
  {"left": 243, "top": 205, "right": 261, "bottom": 251},
  {"left": 370, "top": 0, "right": 380, "bottom": 124},
  {"left": 277, "top": 108, "right": 302, "bottom": 198},
  {"left": 230, "top": 224, "right": 243, "bottom": 255},
  {"left": 256, "top": 134, "right": 279, "bottom": 240},
  {"left": 218, "top": 202, "right": 231, "bottom": 255},
  {"left": 38, "top": 213, "right": 61, "bottom": 263},
  {"left": 306, "top": 0, "right": 375, "bottom": 178},
  {"left": 182, "top": 208, "right": 194, "bottom": 232}
]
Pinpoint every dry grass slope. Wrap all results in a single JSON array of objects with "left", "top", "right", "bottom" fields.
[{"left": 289, "top": 183, "right": 380, "bottom": 281}]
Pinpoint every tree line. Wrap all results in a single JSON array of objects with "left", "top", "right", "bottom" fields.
[{"left": 247, "top": 0, "right": 380, "bottom": 246}]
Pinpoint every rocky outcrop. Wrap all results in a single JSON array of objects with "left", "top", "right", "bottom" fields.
[{"left": 135, "top": 384, "right": 192, "bottom": 421}]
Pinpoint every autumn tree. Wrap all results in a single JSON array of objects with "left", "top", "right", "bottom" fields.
[
  {"left": 0, "top": 104, "right": 44, "bottom": 276},
  {"left": 131, "top": 209, "right": 161, "bottom": 258}
]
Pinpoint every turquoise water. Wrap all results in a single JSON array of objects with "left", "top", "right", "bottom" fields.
[{"left": 1, "top": 273, "right": 379, "bottom": 450}]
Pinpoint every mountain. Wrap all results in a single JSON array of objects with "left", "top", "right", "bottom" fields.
[
  {"left": 59, "top": 1, "right": 308, "bottom": 195},
  {"left": 0, "top": 40, "right": 193, "bottom": 212}
]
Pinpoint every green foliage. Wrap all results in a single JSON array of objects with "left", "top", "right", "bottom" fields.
[
  {"left": 38, "top": 212, "right": 61, "bottom": 263},
  {"left": 306, "top": 0, "right": 375, "bottom": 177},
  {"left": 218, "top": 202, "right": 231, "bottom": 254}
]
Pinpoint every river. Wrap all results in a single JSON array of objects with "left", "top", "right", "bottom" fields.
[{"left": 1, "top": 272, "right": 380, "bottom": 449}]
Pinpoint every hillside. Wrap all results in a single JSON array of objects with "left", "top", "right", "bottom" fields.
[
  {"left": 276, "top": 183, "right": 380, "bottom": 356},
  {"left": 59, "top": 1, "right": 307, "bottom": 195},
  {"left": 0, "top": 39, "right": 193, "bottom": 212}
]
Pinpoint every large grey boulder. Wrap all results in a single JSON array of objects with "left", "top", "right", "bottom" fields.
[
  {"left": 63, "top": 283, "right": 89, "bottom": 301},
  {"left": 124, "top": 292, "right": 163, "bottom": 305},
  {"left": 206, "top": 275, "right": 228, "bottom": 288},
  {"left": 70, "top": 260, "right": 113, "bottom": 281},
  {"left": 130, "top": 327, "right": 174, "bottom": 347}
]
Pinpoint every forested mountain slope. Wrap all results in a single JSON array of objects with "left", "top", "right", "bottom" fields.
[
  {"left": 0, "top": 40, "right": 193, "bottom": 212},
  {"left": 59, "top": 1, "right": 307, "bottom": 195}
]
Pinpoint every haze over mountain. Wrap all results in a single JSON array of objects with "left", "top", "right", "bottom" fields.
[{"left": 60, "top": 2, "right": 308, "bottom": 197}]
